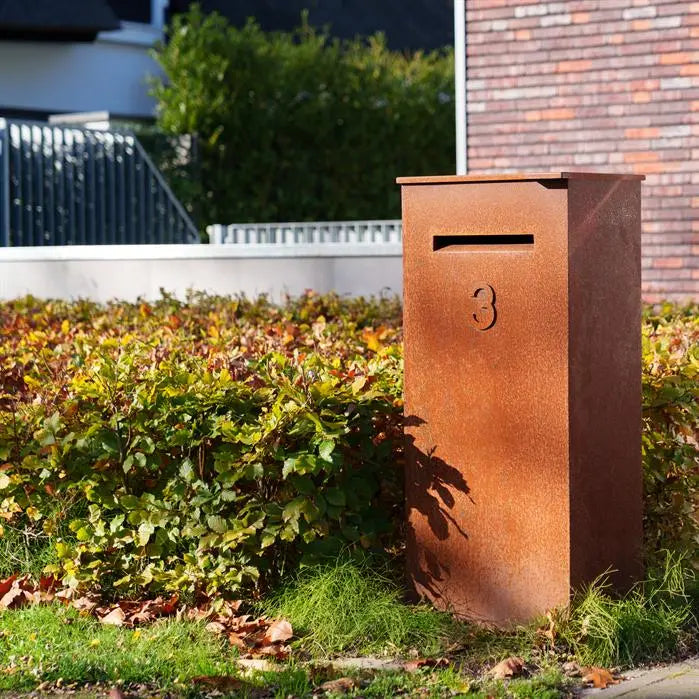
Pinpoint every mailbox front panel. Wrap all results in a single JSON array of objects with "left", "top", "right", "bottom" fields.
[{"left": 402, "top": 179, "right": 570, "bottom": 623}]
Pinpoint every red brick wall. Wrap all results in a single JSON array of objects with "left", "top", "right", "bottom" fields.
[{"left": 465, "top": 0, "right": 699, "bottom": 303}]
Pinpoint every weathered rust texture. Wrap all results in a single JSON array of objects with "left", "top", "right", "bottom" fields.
[{"left": 398, "top": 172, "right": 644, "bottom": 625}]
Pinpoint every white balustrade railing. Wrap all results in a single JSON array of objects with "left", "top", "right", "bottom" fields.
[{"left": 207, "top": 219, "right": 402, "bottom": 245}]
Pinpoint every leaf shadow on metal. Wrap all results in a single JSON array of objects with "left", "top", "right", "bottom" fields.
[{"left": 404, "top": 414, "right": 472, "bottom": 602}]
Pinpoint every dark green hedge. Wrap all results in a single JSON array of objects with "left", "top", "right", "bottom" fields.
[{"left": 150, "top": 5, "right": 455, "bottom": 226}]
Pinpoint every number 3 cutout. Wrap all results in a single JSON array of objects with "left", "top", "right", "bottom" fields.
[{"left": 470, "top": 283, "right": 496, "bottom": 331}]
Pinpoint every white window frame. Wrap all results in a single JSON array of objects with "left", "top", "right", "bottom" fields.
[{"left": 98, "top": 0, "right": 168, "bottom": 47}]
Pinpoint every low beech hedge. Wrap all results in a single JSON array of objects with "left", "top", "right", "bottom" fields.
[{"left": 0, "top": 294, "right": 696, "bottom": 598}]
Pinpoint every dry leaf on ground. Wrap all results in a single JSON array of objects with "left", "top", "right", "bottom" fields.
[
  {"left": 0, "top": 576, "right": 38, "bottom": 610},
  {"left": 99, "top": 606, "right": 127, "bottom": 626},
  {"left": 582, "top": 666, "right": 621, "bottom": 689},
  {"left": 319, "top": 677, "right": 357, "bottom": 694},
  {"left": 0, "top": 572, "right": 293, "bottom": 660},
  {"left": 0, "top": 575, "right": 17, "bottom": 598},
  {"left": 488, "top": 656, "right": 525, "bottom": 680},
  {"left": 562, "top": 661, "right": 582, "bottom": 677},
  {"left": 262, "top": 619, "right": 293, "bottom": 644}
]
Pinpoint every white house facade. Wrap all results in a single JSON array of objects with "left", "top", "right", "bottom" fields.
[{"left": 0, "top": 0, "right": 169, "bottom": 119}]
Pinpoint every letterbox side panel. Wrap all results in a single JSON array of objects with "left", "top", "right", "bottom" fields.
[
  {"left": 401, "top": 180, "right": 571, "bottom": 624},
  {"left": 567, "top": 178, "right": 643, "bottom": 593}
]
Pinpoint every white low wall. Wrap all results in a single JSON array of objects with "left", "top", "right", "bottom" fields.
[{"left": 0, "top": 244, "right": 403, "bottom": 302}]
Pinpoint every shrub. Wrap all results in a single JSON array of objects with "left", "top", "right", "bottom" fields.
[
  {"left": 641, "top": 303, "right": 698, "bottom": 569},
  {"left": 0, "top": 292, "right": 403, "bottom": 597},
  {"left": 1, "top": 294, "right": 696, "bottom": 598},
  {"left": 150, "top": 5, "right": 454, "bottom": 225}
]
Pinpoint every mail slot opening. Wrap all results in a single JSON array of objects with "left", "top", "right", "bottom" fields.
[{"left": 433, "top": 234, "right": 534, "bottom": 251}]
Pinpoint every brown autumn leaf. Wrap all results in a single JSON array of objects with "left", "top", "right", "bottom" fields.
[
  {"left": 228, "top": 632, "right": 247, "bottom": 649},
  {"left": 488, "top": 656, "right": 525, "bottom": 680},
  {"left": 257, "top": 643, "right": 290, "bottom": 660},
  {"left": 582, "top": 666, "right": 621, "bottom": 689},
  {"left": 39, "top": 575, "right": 60, "bottom": 593},
  {"left": 0, "top": 576, "right": 35, "bottom": 610},
  {"left": 99, "top": 606, "right": 127, "bottom": 626},
  {"left": 319, "top": 677, "right": 357, "bottom": 694},
  {"left": 562, "top": 661, "right": 582, "bottom": 677},
  {"left": 403, "top": 657, "right": 450, "bottom": 673},
  {"left": 262, "top": 619, "right": 293, "bottom": 645},
  {"left": 0, "top": 575, "right": 17, "bottom": 598},
  {"left": 71, "top": 595, "right": 99, "bottom": 613},
  {"left": 0, "top": 584, "right": 26, "bottom": 610}
]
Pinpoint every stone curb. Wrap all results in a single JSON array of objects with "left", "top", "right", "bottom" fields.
[{"left": 580, "top": 656, "right": 699, "bottom": 697}]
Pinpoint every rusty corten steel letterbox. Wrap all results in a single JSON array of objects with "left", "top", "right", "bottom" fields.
[{"left": 397, "top": 172, "right": 644, "bottom": 625}]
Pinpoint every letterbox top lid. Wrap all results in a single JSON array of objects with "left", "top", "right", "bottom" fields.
[{"left": 396, "top": 172, "right": 645, "bottom": 184}]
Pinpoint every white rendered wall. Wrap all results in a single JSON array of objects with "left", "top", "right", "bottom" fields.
[
  {"left": 0, "top": 245, "right": 403, "bottom": 302},
  {"left": 0, "top": 36, "right": 160, "bottom": 118}
]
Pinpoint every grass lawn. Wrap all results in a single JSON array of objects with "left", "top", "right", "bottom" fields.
[
  {"left": 0, "top": 605, "right": 573, "bottom": 698},
  {"left": 1, "top": 555, "right": 696, "bottom": 698}
]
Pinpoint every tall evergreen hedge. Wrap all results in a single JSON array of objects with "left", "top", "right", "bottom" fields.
[{"left": 151, "top": 5, "right": 455, "bottom": 226}]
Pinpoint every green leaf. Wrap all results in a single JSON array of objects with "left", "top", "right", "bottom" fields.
[
  {"left": 325, "top": 487, "right": 346, "bottom": 507},
  {"left": 119, "top": 494, "right": 140, "bottom": 509},
  {"left": 207, "top": 515, "right": 228, "bottom": 533},
  {"left": 110, "top": 514, "right": 125, "bottom": 533},
  {"left": 282, "top": 496, "right": 306, "bottom": 523},
  {"left": 318, "top": 439, "right": 335, "bottom": 462},
  {"left": 100, "top": 431, "right": 120, "bottom": 455},
  {"left": 138, "top": 521, "right": 155, "bottom": 546},
  {"left": 180, "top": 458, "right": 194, "bottom": 481}
]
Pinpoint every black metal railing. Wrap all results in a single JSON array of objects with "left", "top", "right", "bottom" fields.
[{"left": 0, "top": 118, "right": 198, "bottom": 246}]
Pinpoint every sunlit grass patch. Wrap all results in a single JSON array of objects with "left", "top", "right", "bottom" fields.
[
  {"left": 561, "top": 552, "right": 696, "bottom": 667},
  {"left": 261, "top": 555, "right": 458, "bottom": 657},
  {"left": 0, "top": 604, "right": 242, "bottom": 692}
]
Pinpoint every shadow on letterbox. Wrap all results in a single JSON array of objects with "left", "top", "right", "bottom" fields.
[{"left": 403, "top": 415, "right": 471, "bottom": 602}]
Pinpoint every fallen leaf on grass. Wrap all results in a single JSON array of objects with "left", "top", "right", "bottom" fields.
[
  {"left": 0, "top": 575, "right": 17, "bottom": 598},
  {"left": 403, "top": 657, "right": 450, "bottom": 672},
  {"left": 319, "top": 677, "right": 357, "bottom": 694},
  {"left": 562, "top": 661, "right": 582, "bottom": 677},
  {"left": 0, "top": 576, "right": 37, "bottom": 610},
  {"left": 488, "top": 656, "right": 525, "bottom": 680},
  {"left": 228, "top": 632, "right": 247, "bottom": 649},
  {"left": 0, "top": 572, "right": 293, "bottom": 660},
  {"left": 262, "top": 619, "right": 293, "bottom": 644},
  {"left": 99, "top": 607, "right": 126, "bottom": 626},
  {"left": 256, "top": 643, "right": 290, "bottom": 659},
  {"left": 71, "top": 596, "right": 99, "bottom": 613},
  {"left": 582, "top": 666, "right": 621, "bottom": 689}
]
